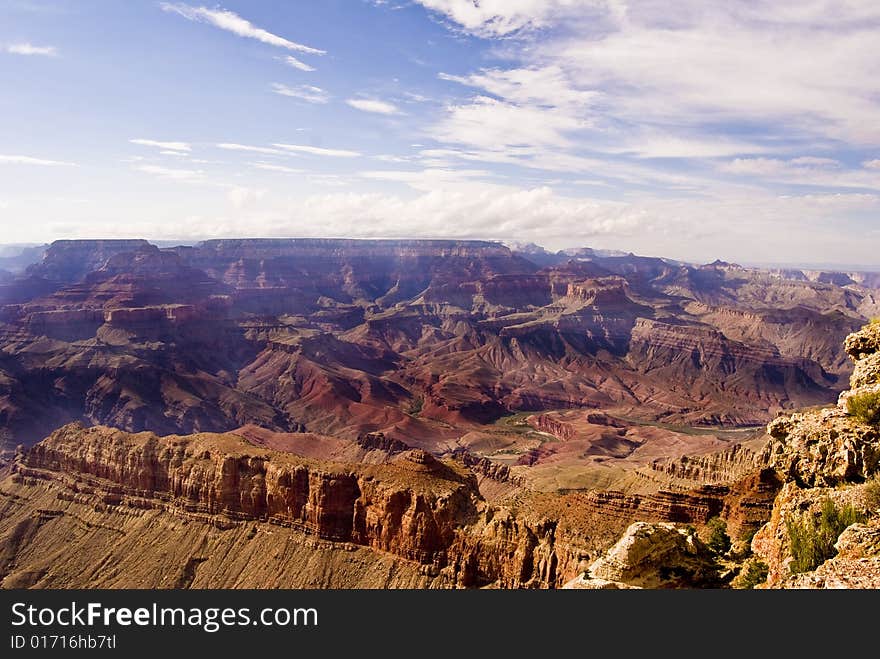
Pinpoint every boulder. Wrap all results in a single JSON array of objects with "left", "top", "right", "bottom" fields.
[{"left": 575, "top": 521, "right": 723, "bottom": 589}]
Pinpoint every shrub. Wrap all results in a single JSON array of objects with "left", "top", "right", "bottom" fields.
[
  {"left": 786, "top": 498, "right": 866, "bottom": 574},
  {"left": 864, "top": 475, "right": 880, "bottom": 512},
  {"left": 705, "top": 516, "right": 731, "bottom": 555},
  {"left": 735, "top": 559, "right": 769, "bottom": 589},
  {"left": 738, "top": 525, "right": 758, "bottom": 547},
  {"left": 407, "top": 396, "right": 424, "bottom": 416},
  {"left": 846, "top": 390, "right": 880, "bottom": 425}
]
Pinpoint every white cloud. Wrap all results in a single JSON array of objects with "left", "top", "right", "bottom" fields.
[
  {"left": 271, "top": 83, "right": 329, "bottom": 103},
  {"left": 360, "top": 167, "right": 500, "bottom": 192},
  {"left": 439, "top": 66, "right": 597, "bottom": 110},
  {"left": 722, "top": 157, "right": 839, "bottom": 176},
  {"left": 418, "top": 0, "right": 880, "bottom": 195},
  {"left": 272, "top": 143, "right": 361, "bottom": 158},
  {"left": 159, "top": 3, "right": 324, "bottom": 55},
  {"left": 720, "top": 157, "right": 880, "bottom": 190},
  {"left": 160, "top": 150, "right": 188, "bottom": 157},
  {"left": 864, "top": 160, "right": 880, "bottom": 170},
  {"left": 265, "top": 186, "right": 651, "bottom": 246},
  {"left": 135, "top": 164, "right": 205, "bottom": 181},
  {"left": 345, "top": 98, "right": 402, "bottom": 115},
  {"left": 546, "top": 3, "right": 880, "bottom": 146},
  {"left": 250, "top": 162, "right": 304, "bottom": 174},
  {"left": 227, "top": 186, "right": 266, "bottom": 208},
  {"left": 403, "top": 92, "right": 431, "bottom": 103},
  {"left": 605, "top": 134, "right": 776, "bottom": 159},
  {"left": 413, "top": 0, "right": 598, "bottom": 37},
  {"left": 374, "top": 154, "right": 413, "bottom": 163},
  {"left": 130, "top": 138, "right": 191, "bottom": 152},
  {"left": 436, "top": 95, "right": 585, "bottom": 151},
  {"left": 5, "top": 43, "right": 57, "bottom": 56},
  {"left": 280, "top": 55, "right": 315, "bottom": 72},
  {"left": 216, "top": 143, "right": 285, "bottom": 155},
  {"left": 0, "top": 154, "right": 75, "bottom": 166}
]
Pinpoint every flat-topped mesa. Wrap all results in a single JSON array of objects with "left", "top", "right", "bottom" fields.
[
  {"left": 172, "top": 238, "right": 537, "bottom": 307},
  {"left": 27, "top": 240, "right": 152, "bottom": 284},
  {"left": 564, "top": 276, "right": 631, "bottom": 305},
  {"left": 192, "top": 238, "right": 515, "bottom": 259}
]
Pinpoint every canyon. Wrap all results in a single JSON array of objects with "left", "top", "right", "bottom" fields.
[{"left": 0, "top": 238, "right": 878, "bottom": 588}]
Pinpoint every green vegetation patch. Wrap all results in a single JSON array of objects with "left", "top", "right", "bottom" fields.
[
  {"left": 705, "top": 517, "right": 731, "bottom": 555},
  {"left": 786, "top": 498, "right": 866, "bottom": 574},
  {"left": 846, "top": 390, "right": 880, "bottom": 425}
]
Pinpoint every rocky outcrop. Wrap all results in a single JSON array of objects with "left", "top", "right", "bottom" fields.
[
  {"left": 647, "top": 443, "right": 760, "bottom": 487},
  {"left": 763, "top": 409, "right": 879, "bottom": 486},
  {"left": 762, "top": 321, "right": 880, "bottom": 487},
  {"left": 748, "top": 321, "right": 880, "bottom": 588},
  {"left": 526, "top": 414, "right": 580, "bottom": 441},
  {"left": 563, "top": 522, "right": 722, "bottom": 589},
  {"left": 449, "top": 448, "right": 524, "bottom": 487}
]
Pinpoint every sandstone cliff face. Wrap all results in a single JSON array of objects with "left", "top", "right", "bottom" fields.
[
  {"left": 2, "top": 423, "right": 586, "bottom": 588},
  {"left": 18, "top": 424, "right": 482, "bottom": 565},
  {"left": 0, "top": 421, "right": 774, "bottom": 589}
]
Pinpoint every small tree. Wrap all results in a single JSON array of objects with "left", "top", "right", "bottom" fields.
[
  {"left": 735, "top": 559, "right": 769, "bottom": 589},
  {"left": 706, "top": 516, "right": 731, "bottom": 555}
]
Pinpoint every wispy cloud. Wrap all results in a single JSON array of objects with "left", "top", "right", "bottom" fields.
[
  {"left": 251, "top": 162, "right": 304, "bottom": 174},
  {"left": 280, "top": 55, "right": 315, "bottom": 72},
  {"left": 130, "top": 138, "right": 191, "bottom": 152},
  {"left": 271, "top": 83, "right": 329, "bottom": 103},
  {"left": 719, "top": 156, "right": 880, "bottom": 190},
  {"left": 160, "top": 3, "right": 324, "bottom": 54},
  {"left": 360, "top": 167, "right": 498, "bottom": 192},
  {"left": 216, "top": 143, "right": 285, "bottom": 155},
  {"left": 421, "top": 0, "right": 880, "bottom": 193},
  {"left": 412, "top": 0, "right": 592, "bottom": 37},
  {"left": 346, "top": 98, "right": 402, "bottom": 115},
  {"left": 5, "top": 42, "right": 57, "bottom": 56},
  {"left": 0, "top": 154, "right": 75, "bottom": 166},
  {"left": 722, "top": 157, "right": 842, "bottom": 177},
  {"left": 272, "top": 144, "right": 361, "bottom": 158},
  {"left": 135, "top": 164, "right": 204, "bottom": 181},
  {"left": 402, "top": 92, "right": 431, "bottom": 103}
]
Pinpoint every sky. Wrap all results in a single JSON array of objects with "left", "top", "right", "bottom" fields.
[{"left": 1, "top": 0, "right": 879, "bottom": 266}]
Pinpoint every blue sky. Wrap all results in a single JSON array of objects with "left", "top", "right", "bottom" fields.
[{"left": 1, "top": 0, "right": 879, "bottom": 265}]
